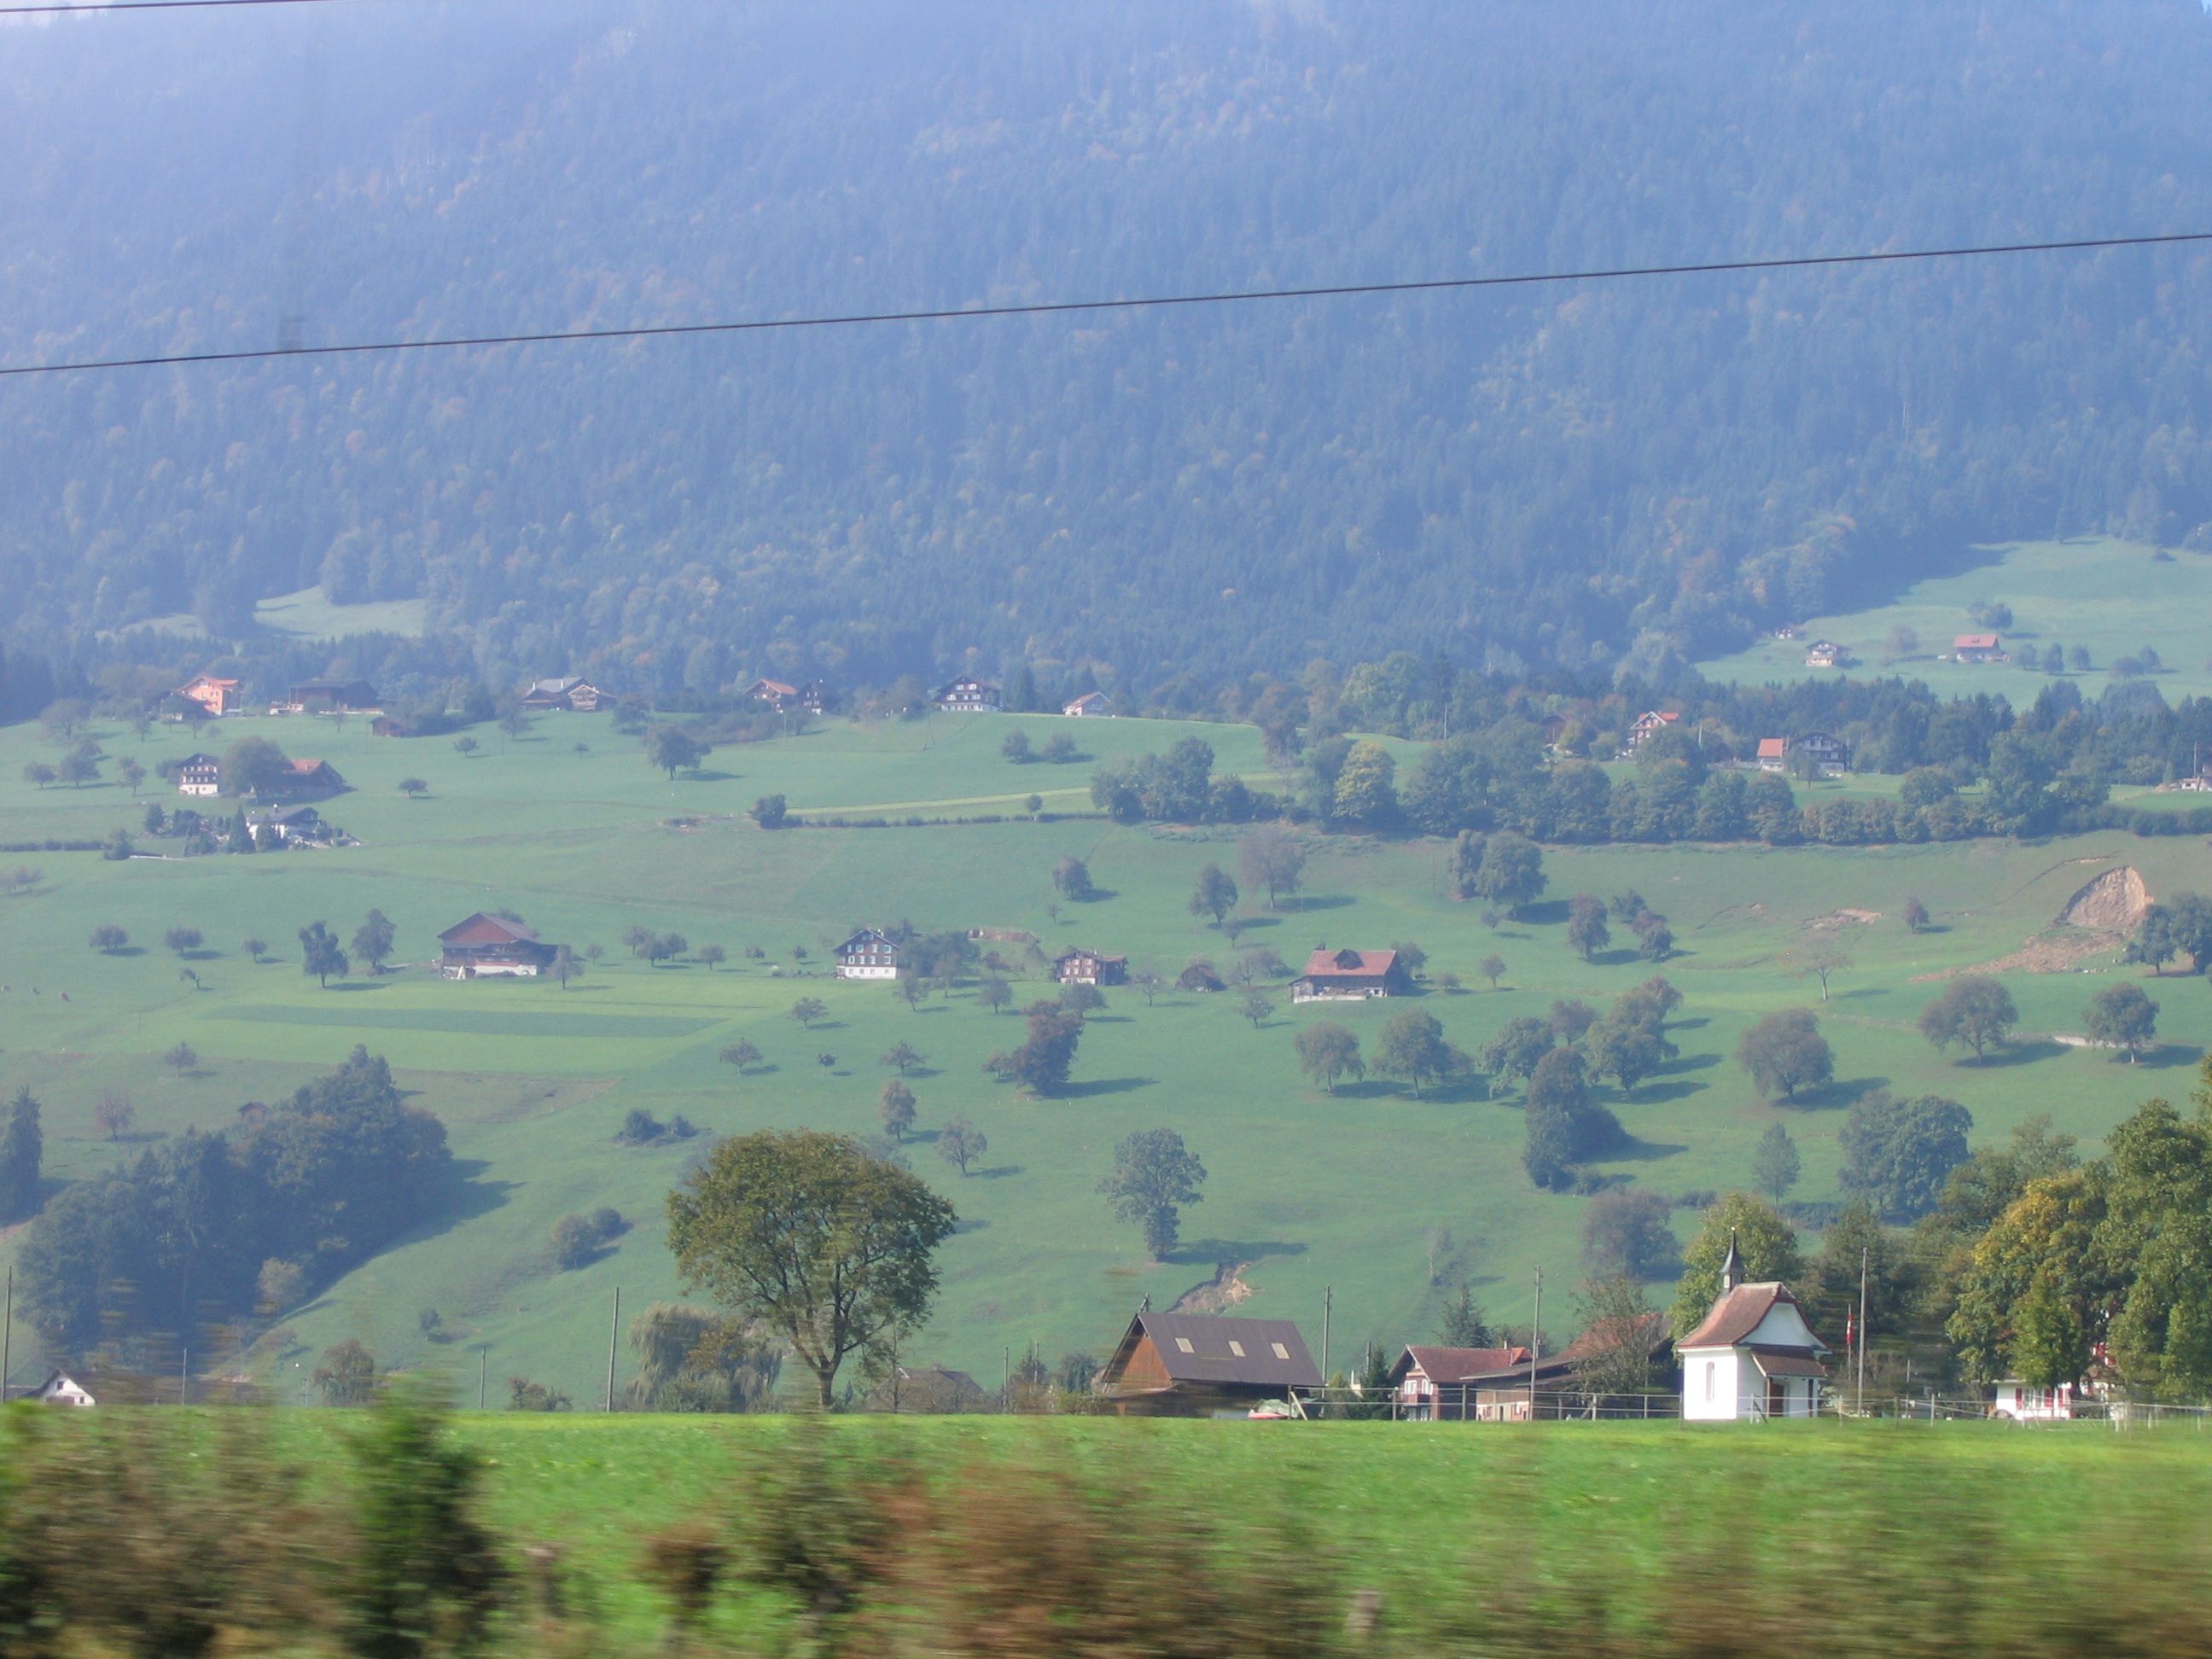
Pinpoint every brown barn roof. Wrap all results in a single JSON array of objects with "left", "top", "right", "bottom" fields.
[
  {"left": 439, "top": 912, "right": 539, "bottom": 946},
  {"left": 1104, "top": 1313, "right": 1321, "bottom": 1390},
  {"left": 1301, "top": 947, "right": 1399, "bottom": 979},
  {"left": 1392, "top": 1345, "right": 1531, "bottom": 1383},
  {"left": 1559, "top": 1309, "right": 1674, "bottom": 1362}
]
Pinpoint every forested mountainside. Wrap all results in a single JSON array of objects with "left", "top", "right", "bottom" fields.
[{"left": 6, "top": 0, "right": 2212, "bottom": 698}]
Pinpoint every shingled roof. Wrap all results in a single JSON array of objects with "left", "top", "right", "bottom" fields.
[
  {"left": 1678, "top": 1282, "right": 1828, "bottom": 1352},
  {"left": 439, "top": 912, "right": 540, "bottom": 946},
  {"left": 1392, "top": 1345, "right": 1531, "bottom": 1384},
  {"left": 1107, "top": 1313, "right": 1321, "bottom": 1389}
]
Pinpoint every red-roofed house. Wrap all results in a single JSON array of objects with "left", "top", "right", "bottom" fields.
[
  {"left": 1389, "top": 1345, "right": 1531, "bottom": 1420},
  {"left": 1627, "top": 709, "right": 1679, "bottom": 749},
  {"left": 746, "top": 678, "right": 800, "bottom": 710},
  {"left": 272, "top": 759, "right": 346, "bottom": 799},
  {"left": 1953, "top": 633, "right": 2005, "bottom": 663},
  {"left": 1755, "top": 737, "right": 1788, "bottom": 771},
  {"left": 439, "top": 912, "right": 558, "bottom": 979},
  {"left": 1290, "top": 947, "right": 1410, "bottom": 1003},
  {"left": 1677, "top": 1237, "right": 1831, "bottom": 1420}
]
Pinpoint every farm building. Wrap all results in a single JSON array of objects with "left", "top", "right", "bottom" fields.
[
  {"left": 1389, "top": 1345, "right": 1532, "bottom": 1420},
  {"left": 255, "top": 804, "right": 327, "bottom": 844},
  {"left": 269, "top": 759, "right": 346, "bottom": 800},
  {"left": 1055, "top": 947, "right": 1127, "bottom": 987},
  {"left": 1992, "top": 1381, "right": 2076, "bottom": 1421},
  {"left": 1096, "top": 1313, "right": 1321, "bottom": 1417},
  {"left": 934, "top": 676, "right": 1002, "bottom": 713},
  {"left": 1803, "top": 640, "right": 1847, "bottom": 668},
  {"left": 1627, "top": 709, "right": 1679, "bottom": 748},
  {"left": 861, "top": 1365, "right": 990, "bottom": 1414},
  {"left": 521, "top": 677, "right": 605, "bottom": 713},
  {"left": 1291, "top": 947, "right": 1410, "bottom": 1002},
  {"left": 796, "top": 681, "right": 836, "bottom": 714},
  {"left": 174, "top": 753, "right": 222, "bottom": 797},
  {"left": 1062, "top": 691, "right": 1113, "bottom": 717},
  {"left": 439, "top": 913, "right": 558, "bottom": 979},
  {"left": 744, "top": 678, "right": 800, "bottom": 710},
  {"left": 1756, "top": 733, "right": 1850, "bottom": 773},
  {"left": 835, "top": 928, "right": 902, "bottom": 980},
  {"left": 174, "top": 675, "right": 242, "bottom": 717},
  {"left": 1755, "top": 737, "right": 1787, "bottom": 771},
  {"left": 2, "top": 1371, "right": 95, "bottom": 1407},
  {"left": 282, "top": 678, "right": 381, "bottom": 713},
  {"left": 1953, "top": 633, "right": 2006, "bottom": 663},
  {"left": 1677, "top": 1237, "right": 1830, "bottom": 1421}
]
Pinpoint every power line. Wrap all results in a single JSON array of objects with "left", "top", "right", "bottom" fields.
[
  {"left": 0, "top": 0, "right": 364, "bottom": 15},
  {"left": 5, "top": 228, "right": 2209, "bottom": 381}
]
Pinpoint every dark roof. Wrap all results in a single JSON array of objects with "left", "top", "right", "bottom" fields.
[
  {"left": 439, "top": 912, "right": 539, "bottom": 946},
  {"left": 1559, "top": 1310, "right": 1674, "bottom": 1362},
  {"left": 1392, "top": 1345, "right": 1531, "bottom": 1384},
  {"left": 1678, "top": 1282, "right": 1829, "bottom": 1353},
  {"left": 1746, "top": 1348, "right": 1828, "bottom": 1378},
  {"left": 1300, "top": 947, "right": 1399, "bottom": 979},
  {"left": 837, "top": 928, "right": 898, "bottom": 952},
  {"left": 1106, "top": 1313, "right": 1321, "bottom": 1389}
]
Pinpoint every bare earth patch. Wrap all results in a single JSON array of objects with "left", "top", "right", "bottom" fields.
[
  {"left": 1170, "top": 1261, "right": 1254, "bottom": 1314},
  {"left": 2057, "top": 864, "right": 2151, "bottom": 929},
  {"left": 1911, "top": 930, "right": 2124, "bottom": 981}
]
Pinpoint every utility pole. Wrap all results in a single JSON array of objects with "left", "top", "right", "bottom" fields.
[
  {"left": 605, "top": 1286, "right": 620, "bottom": 1412},
  {"left": 1528, "top": 1266, "right": 1543, "bottom": 1421},
  {"left": 180, "top": 1346, "right": 189, "bottom": 1406},
  {"left": 478, "top": 1348, "right": 487, "bottom": 1412},
  {"left": 1321, "top": 1285, "right": 1332, "bottom": 1384},
  {"left": 1857, "top": 1246, "right": 1870, "bottom": 1416},
  {"left": 3, "top": 1266, "right": 13, "bottom": 1400}
]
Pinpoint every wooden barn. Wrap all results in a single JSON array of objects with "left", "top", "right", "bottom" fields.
[
  {"left": 439, "top": 913, "right": 558, "bottom": 979},
  {"left": 1055, "top": 946, "right": 1127, "bottom": 987},
  {"left": 1096, "top": 1312, "right": 1322, "bottom": 1417},
  {"left": 1290, "top": 947, "right": 1409, "bottom": 1002}
]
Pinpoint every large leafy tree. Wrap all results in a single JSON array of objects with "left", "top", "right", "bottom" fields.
[
  {"left": 1097, "top": 1128, "right": 1206, "bottom": 1258},
  {"left": 1918, "top": 976, "right": 2018, "bottom": 1063},
  {"left": 2083, "top": 982, "right": 2158, "bottom": 1061},
  {"left": 1733, "top": 1009, "right": 1833, "bottom": 1102},
  {"left": 665, "top": 1130, "right": 956, "bottom": 1410},
  {"left": 1668, "top": 1194, "right": 1803, "bottom": 1337},
  {"left": 1372, "top": 1008, "right": 1466, "bottom": 1099},
  {"left": 1469, "top": 833, "right": 1545, "bottom": 917},
  {"left": 1291, "top": 1022, "right": 1364, "bottom": 1094},
  {"left": 1837, "top": 1091, "right": 1973, "bottom": 1220},
  {"left": 1522, "top": 1048, "right": 1621, "bottom": 1190},
  {"left": 219, "top": 736, "right": 289, "bottom": 800}
]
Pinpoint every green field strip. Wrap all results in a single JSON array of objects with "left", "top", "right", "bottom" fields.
[{"left": 208, "top": 1005, "right": 723, "bottom": 1039}]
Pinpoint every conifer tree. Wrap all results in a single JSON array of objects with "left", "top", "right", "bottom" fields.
[{"left": 0, "top": 1086, "right": 40, "bottom": 1223}]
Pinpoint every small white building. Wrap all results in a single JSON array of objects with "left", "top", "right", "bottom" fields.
[
  {"left": 175, "top": 753, "right": 222, "bottom": 796},
  {"left": 1062, "top": 691, "right": 1113, "bottom": 718},
  {"left": 934, "top": 677, "right": 1002, "bottom": 713},
  {"left": 835, "top": 928, "right": 902, "bottom": 980},
  {"left": 1677, "top": 1237, "right": 1831, "bottom": 1421},
  {"left": 1993, "top": 1381, "right": 2075, "bottom": 1421},
  {"left": 3, "top": 1371, "right": 96, "bottom": 1407}
]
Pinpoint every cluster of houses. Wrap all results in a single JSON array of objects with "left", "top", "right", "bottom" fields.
[
  {"left": 174, "top": 754, "right": 347, "bottom": 802},
  {"left": 1795, "top": 633, "right": 2006, "bottom": 669},
  {"left": 1626, "top": 709, "right": 1852, "bottom": 775},
  {"left": 171, "top": 675, "right": 385, "bottom": 719},
  {"left": 830, "top": 928, "right": 1417, "bottom": 1004},
  {"left": 917, "top": 677, "right": 1114, "bottom": 717},
  {"left": 1087, "top": 1241, "right": 1831, "bottom": 1421}
]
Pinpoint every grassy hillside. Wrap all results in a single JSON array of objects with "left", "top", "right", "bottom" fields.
[
  {"left": 0, "top": 707, "right": 2204, "bottom": 1401},
  {"left": 1697, "top": 536, "right": 2212, "bottom": 701}
]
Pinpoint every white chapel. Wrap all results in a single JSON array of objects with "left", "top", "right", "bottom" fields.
[{"left": 1678, "top": 1235, "right": 1831, "bottom": 1421}]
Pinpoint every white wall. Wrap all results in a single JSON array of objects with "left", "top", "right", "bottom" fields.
[{"left": 1682, "top": 1348, "right": 1741, "bottom": 1420}]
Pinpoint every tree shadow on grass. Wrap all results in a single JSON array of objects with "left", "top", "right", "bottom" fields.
[
  {"left": 1659, "top": 1051, "right": 1720, "bottom": 1073},
  {"left": 975, "top": 1165, "right": 1025, "bottom": 1179},
  {"left": 1236, "top": 916, "right": 1282, "bottom": 929},
  {"left": 1162, "top": 1239, "right": 1307, "bottom": 1265},
  {"left": 688, "top": 769, "right": 743, "bottom": 783},
  {"left": 179, "top": 949, "right": 222, "bottom": 962},
  {"left": 1296, "top": 894, "right": 1356, "bottom": 912},
  {"left": 1672, "top": 1016, "right": 1713, "bottom": 1030},
  {"left": 1518, "top": 900, "right": 1570, "bottom": 927},
  {"left": 102, "top": 946, "right": 148, "bottom": 958},
  {"left": 2136, "top": 1045, "right": 2205, "bottom": 1070},
  {"left": 325, "top": 981, "right": 389, "bottom": 992},
  {"left": 1326, "top": 1079, "right": 1402, "bottom": 1101},
  {"left": 1621, "top": 1079, "right": 1708, "bottom": 1105},
  {"left": 1971, "top": 1039, "right": 2069, "bottom": 1069},
  {"left": 402, "top": 1160, "right": 514, "bottom": 1245},
  {"left": 1055, "top": 1076, "right": 1155, "bottom": 1098},
  {"left": 1796, "top": 1075, "right": 1889, "bottom": 1111}
]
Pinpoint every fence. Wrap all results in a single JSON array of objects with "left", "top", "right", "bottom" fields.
[{"left": 1286, "top": 1388, "right": 1680, "bottom": 1423}]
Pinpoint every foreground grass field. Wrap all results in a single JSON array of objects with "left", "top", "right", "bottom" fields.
[
  {"left": 1, "top": 707, "right": 2208, "bottom": 1400},
  {"left": 289, "top": 1411, "right": 2212, "bottom": 1649}
]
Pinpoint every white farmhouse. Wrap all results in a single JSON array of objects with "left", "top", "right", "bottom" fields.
[
  {"left": 835, "top": 928, "right": 902, "bottom": 980},
  {"left": 1677, "top": 1236, "right": 1831, "bottom": 1421}
]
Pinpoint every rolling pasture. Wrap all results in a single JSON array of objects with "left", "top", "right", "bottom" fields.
[{"left": 0, "top": 707, "right": 2207, "bottom": 1401}]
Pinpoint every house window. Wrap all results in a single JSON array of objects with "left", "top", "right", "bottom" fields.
[
  {"left": 1174, "top": 1337, "right": 1195, "bottom": 1353},
  {"left": 1704, "top": 1361, "right": 1715, "bottom": 1401},
  {"left": 1227, "top": 1341, "right": 1245, "bottom": 1357},
  {"left": 1271, "top": 1342, "right": 1290, "bottom": 1360}
]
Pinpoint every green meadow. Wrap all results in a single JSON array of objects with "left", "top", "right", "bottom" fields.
[
  {"left": 0, "top": 707, "right": 2207, "bottom": 1402},
  {"left": 1697, "top": 535, "right": 2212, "bottom": 701}
]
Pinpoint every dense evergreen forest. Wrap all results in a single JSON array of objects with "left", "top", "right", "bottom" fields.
[{"left": 6, "top": 0, "right": 2212, "bottom": 697}]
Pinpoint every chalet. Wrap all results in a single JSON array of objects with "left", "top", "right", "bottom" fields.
[
  {"left": 745, "top": 678, "right": 800, "bottom": 711},
  {"left": 935, "top": 676, "right": 1002, "bottom": 713},
  {"left": 521, "top": 677, "right": 605, "bottom": 713},
  {"left": 2, "top": 1371, "right": 94, "bottom": 1407},
  {"left": 1627, "top": 710, "right": 1679, "bottom": 749},
  {"left": 283, "top": 678, "right": 381, "bottom": 714},
  {"left": 175, "top": 753, "right": 222, "bottom": 797},
  {"left": 174, "top": 675, "right": 242, "bottom": 717},
  {"left": 1755, "top": 737, "right": 1788, "bottom": 772},
  {"left": 258, "top": 804, "right": 326, "bottom": 843},
  {"left": 1677, "top": 1237, "right": 1831, "bottom": 1420},
  {"left": 270, "top": 759, "right": 346, "bottom": 800},
  {"left": 835, "top": 928, "right": 902, "bottom": 980},
  {"left": 1062, "top": 691, "right": 1114, "bottom": 718},
  {"left": 1773, "top": 625, "right": 1802, "bottom": 641},
  {"left": 861, "top": 1365, "right": 989, "bottom": 1415},
  {"left": 1290, "top": 947, "right": 1410, "bottom": 1003},
  {"left": 796, "top": 681, "right": 836, "bottom": 715},
  {"left": 438, "top": 912, "right": 557, "bottom": 979},
  {"left": 1096, "top": 1312, "right": 1321, "bottom": 1417},
  {"left": 1055, "top": 947, "right": 1127, "bottom": 987},
  {"left": 1792, "top": 731, "right": 1850, "bottom": 770},
  {"left": 1390, "top": 1345, "right": 1531, "bottom": 1420},
  {"left": 1953, "top": 633, "right": 2006, "bottom": 664},
  {"left": 1803, "top": 641, "right": 1847, "bottom": 669}
]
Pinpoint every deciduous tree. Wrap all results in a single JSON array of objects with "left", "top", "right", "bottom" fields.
[
  {"left": 1098, "top": 1129, "right": 1206, "bottom": 1257},
  {"left": 936, "top": 1116, "right": 987, "bottom": 1177},
  {"left": 89, "top": 924, "right": 128, "bottom": 953},
  {"left": 1188, "top": 863, "right": 1239, "bottom": 927},
  {"left": 1478, "top": 953, "right": 1507, "bottom": 989},
  {"left": 719, "top": 1039, "right": 763, "bottom": 1074},
  {"left": 644, "top": 726, "right": 709, "bottom": 779},
  {"left": 1580, "top": 1190, "right": 1677, "bottom": 1279},
  {"left": 666, "top": 1129, "right": 957, "bottom": 1409},
  {"left": 789, "top": 997, "right": 828, "bottom": 1029},
  {"left": 0, "top": 1086, "right": 42, "bottom": 1223},
  {"left": 1478, "top": 1016, "right": 1555, "bottom": 1097},
  {"left": 1734, "top": 1009, "right": 1833, "bottom": 1101},
  {"left": 298, "top": 921, "right": 349, "bottom": 987},
  {"left": 1373, "top": 1008, "right": 1466, "bottom": 1098},
  {"left": 1566, "top": 894, "right": 1610, "bottom": 962},
  {"left": 879, "top": 1080, "right": 917, "bottom": 1144},
  {"left": 1470, "top": 833, "right": 1545, "bottom": 916},
  {"left": 1918, "top": 975, "right": 2017, "bottom": 1062},
  {"left": 1668, "top": 1195, "right": 1802, "bottom": 1336},
  {"left": 1293, "top": 1022, "right": 1364, "bottom": 1093},
  {"left": 2084, "top": 982, "right": 2159, "bottom": 1062},
  {"left": 351, "top": 910, "right": 397, "bottom": 975},
  {"left": 1751, "top": 1122, "right": 1802, "bottom": 1202},
  {"left": 1838, "top": 1091, "right": 1973, "bottom": 1220},
  {"left": 1237, "top": 827, "right": 1307, "bottom": 910}
]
